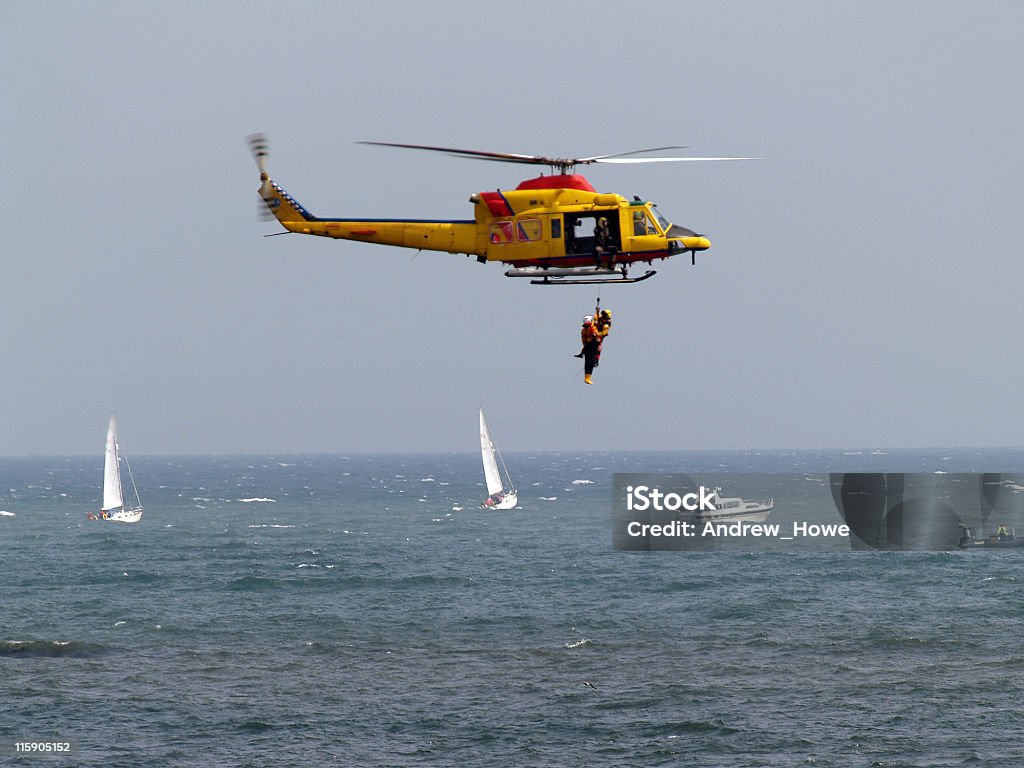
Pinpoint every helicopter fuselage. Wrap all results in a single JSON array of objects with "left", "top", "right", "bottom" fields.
[{"left": 259, "top": 172, "right": 710, "bottom": 269}]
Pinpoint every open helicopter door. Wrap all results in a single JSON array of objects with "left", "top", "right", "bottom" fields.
[{"left": 563, "top": 212, "right": 621, "bottom": 259}]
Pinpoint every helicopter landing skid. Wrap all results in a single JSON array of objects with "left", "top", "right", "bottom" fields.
[
  {"left": 504, "top": 267, "right": 657, "bottom": 285},
  {"left": 531, "top": 271, "right": 657, "bottom": 285}
]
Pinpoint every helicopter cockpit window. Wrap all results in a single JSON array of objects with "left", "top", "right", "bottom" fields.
[
  {"left": 631, "top": 209, "right": 659, "bottom": 236},
  {"left": 651, "top": 205, "right": 671, "bottom": 232}
]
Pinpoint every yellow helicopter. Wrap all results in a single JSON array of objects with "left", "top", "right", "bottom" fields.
[{"left": 248, "top": 134, "right": 754, "bottom": 285}]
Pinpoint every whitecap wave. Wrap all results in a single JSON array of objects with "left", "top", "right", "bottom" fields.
[
  {"left": 564, "top": 638, "right": 592, "bottom": 649},
  {"left": 239, "top": 498, "right": 276, "bottom": 503}
]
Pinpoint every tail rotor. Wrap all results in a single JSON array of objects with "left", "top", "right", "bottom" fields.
[
  {"left": 246, "top": 133, "right": 275, "bottom": 220},
  {"left": 244, "top": 133, "right": 312, "bottom": 226},
  {"left": 247, "top": 132, "right": 269, "bottom": 178}
]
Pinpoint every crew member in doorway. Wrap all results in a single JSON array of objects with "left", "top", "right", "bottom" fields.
[{"left": 594, "top": 217, "right": 616, "bottom": 269}]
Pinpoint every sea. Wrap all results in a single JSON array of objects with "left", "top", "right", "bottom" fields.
[{"left": 3, "top": 449, "right": 1024, "bottom": 767}]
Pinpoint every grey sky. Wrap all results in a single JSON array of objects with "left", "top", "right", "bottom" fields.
[{"left": 3, "top": 1, "right": 1023, "bottom": 455}]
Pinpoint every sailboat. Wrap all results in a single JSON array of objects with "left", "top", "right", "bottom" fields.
[
  {"left": 87, "top": 414, "right": 143, "bottom": 523},
  {"left": 479, "top": 408, "right": 517, "bottom": 509}
]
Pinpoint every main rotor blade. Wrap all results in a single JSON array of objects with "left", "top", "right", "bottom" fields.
[
  {"left": 359, "top": 141, "right": 546, "bottom": 165},
  {"left": 359, "top": 140, "right": 759, "bottom": 172},
  {"left": 593, "top": 156, "right": 761, "bottom": 164},
  {"left": 578, "top": 146, "right": 690, "bottom": 162}
]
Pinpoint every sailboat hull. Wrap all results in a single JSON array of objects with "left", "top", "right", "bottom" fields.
[
  {"left": 105, "top": 507, "right": 143, "bottom": 523},
  {"left": 484, "top": 492, "right": 518, "bottom": 510}
]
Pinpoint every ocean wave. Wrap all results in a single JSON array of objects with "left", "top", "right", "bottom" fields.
[
  {"left": 239, "top": 498, "right": 277, "bottom": 503},
  {"left": 564, "top": 638, "right": 593, "bottom": 649},
  {"left": 247, "top": 524, "right": 295, "bottom": 529},
  {"left": 0, "top": 510, "right": 14, "bottom": 517},
  {"left": 0, "top": 639, "right": 109, "bottom": 658},
  {"left": 238, "top": 720, "right": 275, "bottom": 733}
]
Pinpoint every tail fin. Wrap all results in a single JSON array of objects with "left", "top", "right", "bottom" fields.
[
  {"left": 258, "top": 177, "right": 315, "bottom": 223},
  {"left": 247, "top": 133, "right": 314, "bottom": 224}
]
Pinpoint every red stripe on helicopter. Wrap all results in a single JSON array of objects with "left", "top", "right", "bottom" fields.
[
  {"left": 507, "top": 251, "right": 671, "bottom": 268},
  {"left": 480, "top": 191, "right": 513, "bottom": 217}
]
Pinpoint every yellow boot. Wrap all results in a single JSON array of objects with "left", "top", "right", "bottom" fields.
[{"left": 584, "top": 374, "right": 593, "bottom": 385}]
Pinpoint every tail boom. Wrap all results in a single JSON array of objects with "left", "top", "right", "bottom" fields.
[{"left": 259, "top": 175, "right": 478, "bottom": 254}]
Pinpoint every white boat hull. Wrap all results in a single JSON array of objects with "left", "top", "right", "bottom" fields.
[
  {"left": 105, "top": 507, "right": 143, "bottom": 524},
  {"left": 699, "top": 508, "right": 771, "bottom": 524},
  {"left": 490, "top": 493, "right": 517, "bottom": 510},
  {"left": 699, "top": 489, "right": 773, "bottom": 525}
]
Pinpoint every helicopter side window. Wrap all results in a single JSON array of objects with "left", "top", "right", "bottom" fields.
[
  {"left": 516, "top": 218, "right": 542, "bottom": 242},
  {"left": 489, "top": 221, "right": 514, "bottom": 244}
]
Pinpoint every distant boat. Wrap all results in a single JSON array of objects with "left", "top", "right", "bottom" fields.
[
  {"left": 87, "top": 415, "right": 143, "bottom": 523},
  {"left": 958, "top": 524, "right": 1024, "bottom": 549},
  {"left": 698, "top": 487, "right": 773, "bottom": 524},
  {"left": 479, "top": 408, "right": 517, "bottom": 509}
]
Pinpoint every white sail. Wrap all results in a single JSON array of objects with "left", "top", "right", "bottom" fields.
[
  {"left": 102, "top": 415, "right": 124, "bottom": 512},
  {"left": 479, "top": 408, "right": 517, "bottom": 509},
  {"left": 479, "top": 409, "right": 504, "bottom": 497}
]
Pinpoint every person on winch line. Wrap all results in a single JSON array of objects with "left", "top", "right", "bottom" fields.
[{"left": 579, "top": 315, "right": 601, "bottom": 385}]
